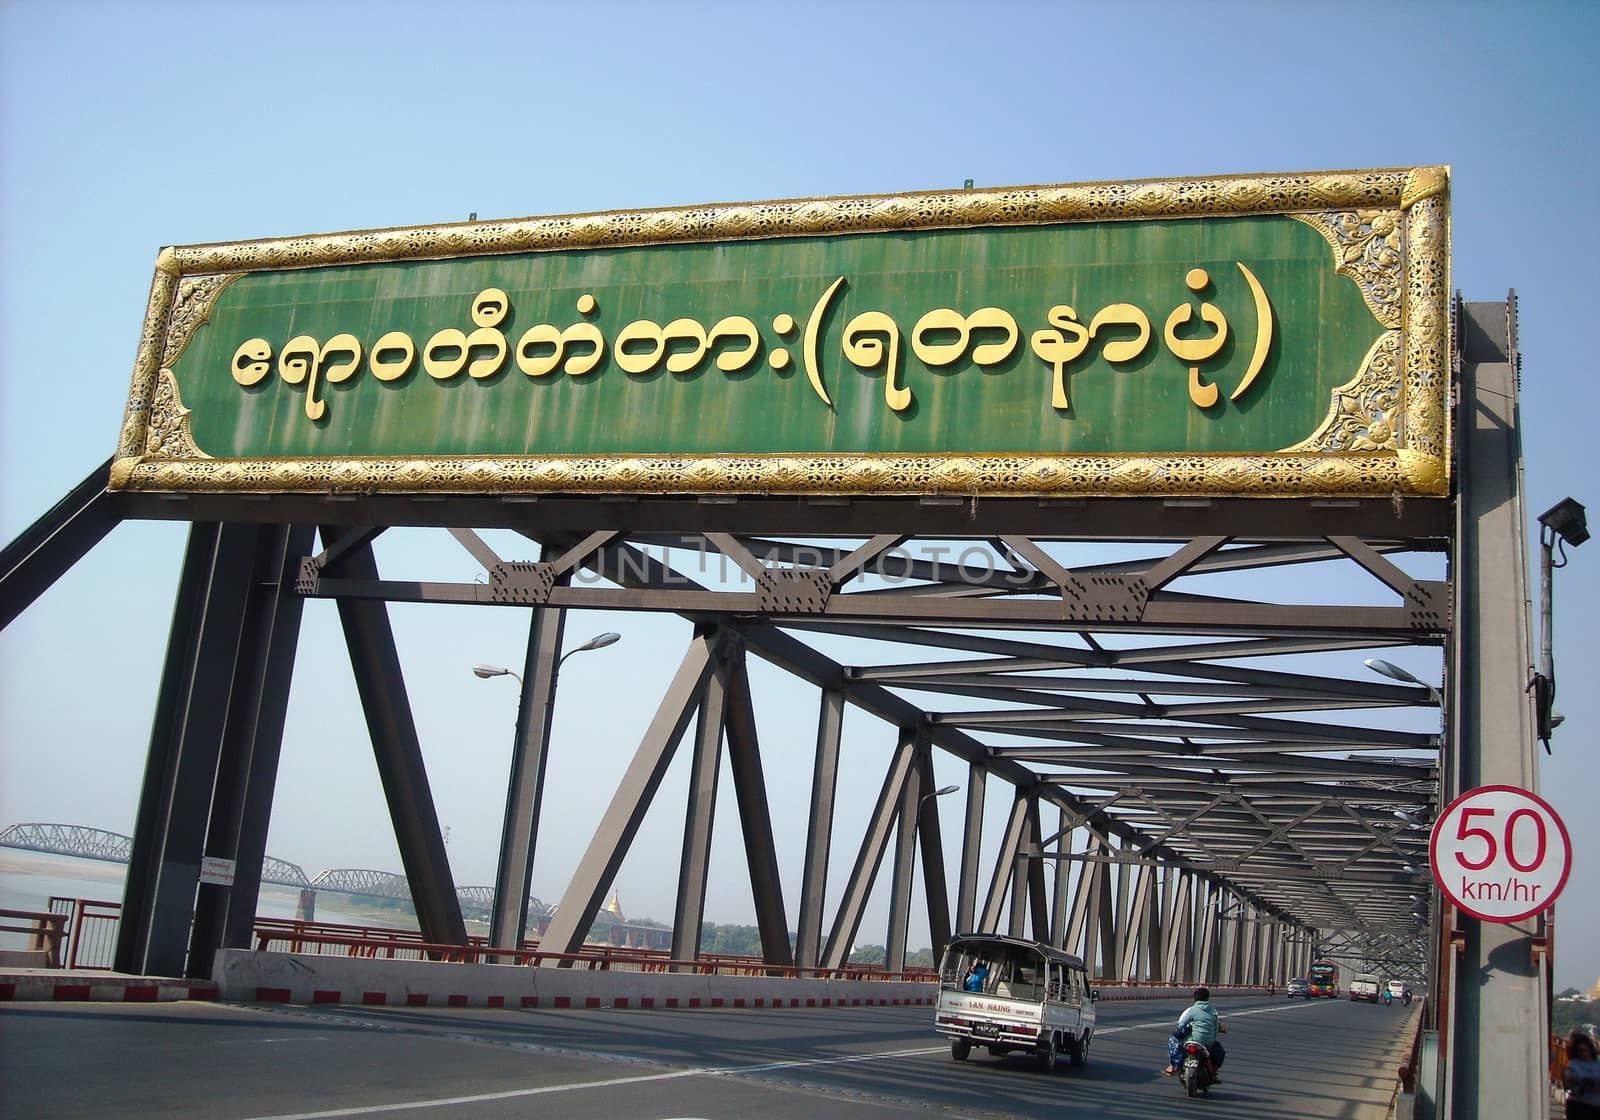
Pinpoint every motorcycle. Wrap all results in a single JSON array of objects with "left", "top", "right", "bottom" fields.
[
  {"left": 1403, "top": 990, "right": 1413, "bottom": 1006},
  {"left": 1179, "top": 1038, "right": 1217, "bottom": 1097},
  {"left": 1383, "top": 990, "right": 1393, "bottom": 1006}
]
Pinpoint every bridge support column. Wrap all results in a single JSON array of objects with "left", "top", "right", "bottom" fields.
[
  {"left": 721, "top": 644, "right": 792, "bottom": 966},
  {"left": 489, "top": 599, "right": 567, "bottom": 952},
  {"left": 541, "top": 631, "right": 715, "bottom": 958},
  {"left": 189, "top": 523, "right": 315, "bottom": 971},
  {"left": 954, "top": 762, "right": 987, "bottom": 935},
  {"left": 1049, "top": 813, "right": 1071, "bottom": 949},
  {"left": 1447, "top": 298, "right": 1548, "bottom": 1120},
  {"left": 794, "top": 688, "right": 843, "bottom": 970},
  {"left": 1194, "top": 881, "right": 1218, "bottom": 983},
  {"left": 821, "top": 725, "right": 918, "bottom": 969},
  {"left": 912, "top": 744, "right": 953, "bottom": 961},
  {"left": 325, "top": 531, "right": 465, "bottom": 948},
  {"left": 671, "top": 631, "right": 729, "bottom": 961},
  {"left": 117, "top": 522, "right": 308, "bottom": 978},
  {"left": 885, "top": 734, "right": 928, "bottom": 971}
]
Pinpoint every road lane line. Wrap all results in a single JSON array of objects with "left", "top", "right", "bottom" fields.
[{"left": 238, "top": 1069, "right": 710, "bottom": 1119}]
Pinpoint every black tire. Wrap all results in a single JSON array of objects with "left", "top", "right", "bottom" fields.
[
  {"left": 1035, "top": 1033, "right": 1057, "bottom": 1072},
  {"left": 1183, "top": 1065, "right": 1200, "bottom": 1098},
  {"left": 951, "top": 1038, "right": 971, "bottom": 1062},
  {"left": 1068, "top": 1031, "right": 1088, "bottom": 1067}
]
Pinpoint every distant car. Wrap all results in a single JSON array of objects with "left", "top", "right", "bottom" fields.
[
  {"left": 1350, "top": 976, "right": 1381, "bottom": 1003},
  {"left": 1286, "top": 978, "right": 1311, "bottom": 999}
]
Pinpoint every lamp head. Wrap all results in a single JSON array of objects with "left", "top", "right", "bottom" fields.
[
  {"left": 1364, "top": 658, "right": 1423, "bottom": 687},
  {"left": 472, "top": 664, "right": 510, "bottom": 680},
  {"left": 1539, "top": 497, "right": 1589, "bottom": 547},
  {"left": 577, "top": 631, "right": 623, "bottom": 653}
]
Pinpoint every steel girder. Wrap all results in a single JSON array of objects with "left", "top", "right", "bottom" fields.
[
  {"left": 0, "top": 456, "right": 122, "bottom": 631},
  {"left": 293, "top": 515, "right": 1445, "bottom": 971}
]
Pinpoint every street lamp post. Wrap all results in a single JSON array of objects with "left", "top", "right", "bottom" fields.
[
  {"left": 474, "top": 631, "right": 621, "bottom": 687},
  {"left": 475, "top": 629, "right": 622, "bottom": 952}
]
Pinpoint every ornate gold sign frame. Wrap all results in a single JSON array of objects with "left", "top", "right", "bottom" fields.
[{"left": 111, "top": 166, "right": 1450, "bottom": 498}]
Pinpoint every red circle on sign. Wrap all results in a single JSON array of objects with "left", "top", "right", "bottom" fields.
[{"left": 1430, "top": 784, "right": 1571, "bottom": 923}]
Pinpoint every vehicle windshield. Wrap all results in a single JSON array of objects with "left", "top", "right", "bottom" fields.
[{"left": 939, "top": 941, "right": 1052, "bottom": 997}]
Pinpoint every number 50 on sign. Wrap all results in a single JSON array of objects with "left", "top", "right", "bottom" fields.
[{"left": 1430, "top": 785, "right": 1571, "bottom": 922}]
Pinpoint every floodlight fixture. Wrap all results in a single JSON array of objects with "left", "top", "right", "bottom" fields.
[
  {"left": 1538, "top": 497, "right": 1589, "bottom": 548},
  {"left": 1536, "top": 496, "right": 1588, "bottom": 752}
]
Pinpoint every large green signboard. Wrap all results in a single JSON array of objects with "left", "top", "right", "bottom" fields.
[{"left": 112, "top": 167, "right": 1450, "bottom": 497}]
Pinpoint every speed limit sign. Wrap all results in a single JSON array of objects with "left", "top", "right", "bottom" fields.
[{"left": 1430, "top": 785, "right": 1571, "bottom": 922}]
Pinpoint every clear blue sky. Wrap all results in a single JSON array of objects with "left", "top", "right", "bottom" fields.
[{"left": 2, "top": 0, "right": 1597, "bottom": 988}]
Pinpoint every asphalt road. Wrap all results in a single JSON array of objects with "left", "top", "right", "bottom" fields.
[{"left": 0, "top": 992, "right": 1417, "bottom": 1119}]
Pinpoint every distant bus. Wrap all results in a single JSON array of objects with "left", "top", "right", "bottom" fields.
[{"left": 1308, "top": 959, "right": 1340, "bottom": 998}]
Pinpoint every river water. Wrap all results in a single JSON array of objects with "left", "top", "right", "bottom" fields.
[{"left": 0, "top": 847, "right": 437, "bottom": 955}]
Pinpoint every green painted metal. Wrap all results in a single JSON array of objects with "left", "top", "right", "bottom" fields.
[{"left": 173, "top": 216, "right": 1377, "bottom": 459}]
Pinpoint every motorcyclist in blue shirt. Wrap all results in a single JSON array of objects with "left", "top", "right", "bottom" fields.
[{"left": 1164, "top": 987, "right": 1226, "bottom": 1078}]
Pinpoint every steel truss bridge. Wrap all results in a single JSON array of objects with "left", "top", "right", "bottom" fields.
[
  {"left": 0, "top": 299, "right": 1551, "bottom": 1118},
  {"left": 307, "top": 868, "right": 550, "bottom": 922},
  {"left": 0, "top": 826, "right": 551, "bottom": 920},
  {"left": 0, "top": 823, "right": 311, "bottom": 889}
]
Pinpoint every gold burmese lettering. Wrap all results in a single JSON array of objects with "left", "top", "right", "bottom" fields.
[
  {"left": 427, "top": 288, "right": 511, "bottom": 381},
  {"left": 232, "top": 339, "right": 273, "bottom": 386},
  {"left": 842, "top": 311, "right": 908, "bottom": 412},
  {"left": 278, "top": 333, "right": 362, "bottom": 421},
  {"left": 910, "top": 307, "right": 1019, "bottom": 368},
  {"left": 1165, "top": 268, "right": 1228, "bottom": 408},
  {"left": 615, "top": 319, "right": 667, "bottom": 375},
  {"left": 516, "top": 295, "right": 605, "bottom": 378},
  {"left": 1027, "top": 304, "right": 1149, "bottom": 410},
  {"left": 224, "top": 266, "right": 1278, "bottom": 424},
  {"left": 1029, "top": 264, "right": 1275, "bottom": 412},
  {"left": 707, "top": 316, "right": 761, "bottom": 372},
  {"left": 369, "top": 331, "right": 416, "bottom": 382}
]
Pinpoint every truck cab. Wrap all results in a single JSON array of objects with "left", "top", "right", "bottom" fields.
[{"left": 934, "top": 933, "right": 1096, "bottom": 1071}]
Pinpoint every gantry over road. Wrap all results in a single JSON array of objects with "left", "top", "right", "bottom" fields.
[{"left": 0, "top": 167, "right": 1565, "bottom": 1119}]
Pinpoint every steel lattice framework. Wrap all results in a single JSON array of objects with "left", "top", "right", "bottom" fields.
[{"left": 298, "top": 516, "right": 1444, "bottom": 974}]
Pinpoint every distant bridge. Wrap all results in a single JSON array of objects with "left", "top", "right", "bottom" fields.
[
  {"left": 311, "top": 869, "right": 550, "bottom": 921},
  {"left": 0, "top": 822, "right": 310, "bottom": 888},
  {"left": 0, "top": 824, "right": 556, "bottom": 920}
]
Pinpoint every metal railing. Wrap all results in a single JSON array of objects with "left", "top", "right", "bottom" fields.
[
  {"left": 251, "top": 916, "right": 938, "bottom": 980},
  {"left": 46, "top": 896, "right": 121, "bottom": 969},
  {"left": 10, "top": 900, "right": 1279, "bottom": 990}
]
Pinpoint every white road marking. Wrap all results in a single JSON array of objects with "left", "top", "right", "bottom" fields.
[
  {"left": 239, "top": 998, "right": 1335, "bottom": 1119},
  {"left": 239, "top": 1069, "right": 708, "bottom": 1119},
  {"left": 240, "top": 1045, "right": 953, "bottom": 1120}
]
